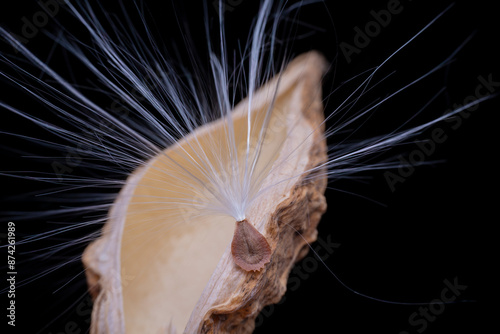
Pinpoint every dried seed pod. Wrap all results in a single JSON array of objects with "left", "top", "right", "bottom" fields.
[{"left": 83, "top": 51, "right": 328, "bottom": 334}]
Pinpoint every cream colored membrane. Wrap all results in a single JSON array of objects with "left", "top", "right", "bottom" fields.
[{"left": 120, "top": 90, "right": 293, "bottom": 333}]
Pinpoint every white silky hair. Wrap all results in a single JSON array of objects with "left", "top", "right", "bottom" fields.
[{"left": 0, "top": 0, "right": 491, "bottom": 331}]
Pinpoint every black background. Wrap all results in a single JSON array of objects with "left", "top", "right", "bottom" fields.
[{"left": 1, "top": 1, "right": 498, "bottom": 333}]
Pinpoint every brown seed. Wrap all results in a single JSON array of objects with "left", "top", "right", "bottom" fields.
[{"left": 231, "top": 219, "right": 272, "bottom": 271}]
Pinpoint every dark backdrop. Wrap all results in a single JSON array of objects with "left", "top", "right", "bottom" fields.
[{"left": 1, "top": 1, "right": 497, "bottom": 333}]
